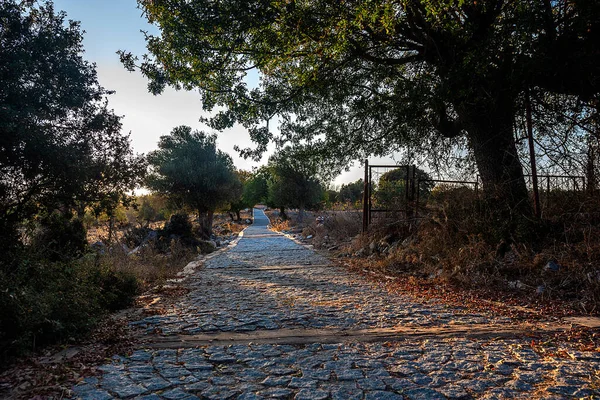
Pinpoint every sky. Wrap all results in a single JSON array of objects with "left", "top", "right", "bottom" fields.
[{"left": 52, "top": 0, "right": 397, "bottom": 186}]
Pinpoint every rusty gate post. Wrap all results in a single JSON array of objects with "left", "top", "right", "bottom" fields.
[
  {"left": 526, "top": 88, "right": 541, "bottom": 218},
  {"left": 362, "top": 159, "right": 369, "bottom": 233}
]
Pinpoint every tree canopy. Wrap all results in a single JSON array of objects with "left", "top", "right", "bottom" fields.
[
  {"left": 0, "top": 0, "right": 145, "bottom": 254},
  {"left": 243, "top": 169, "right": 269, "bottom": 207},
  {"left": 146, "top": 126, "right": 240, "bottom": 238},
  {"left": 375, "top": 167, "right": 433, "bottom": 208},
  {"left": 267, "top": 147, "right": 324, "bottom": 222},
  {"left": 339, "top": 179, "right": 364, "bottom": 204},
  {"left": 228, "top": 169, "right": 252, "bottom": 221},
  {"left": 123, "top": 0, "right": 600, "bottom": 233}
]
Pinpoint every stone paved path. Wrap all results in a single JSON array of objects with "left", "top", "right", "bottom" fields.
[{"left": 74, "top": 210, "right": 600, "bottom": 400}]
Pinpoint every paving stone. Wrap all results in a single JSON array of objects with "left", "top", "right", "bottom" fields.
[
  {"left": 128, "top": 365, "right": 154, "bottom": 374},
  {"left": 211, "top": 375, "right": 237, "bottom": 385},
  {"left": 404, "top": 387, "right": 445, "bottom": 400},
  {"left": 358, "top": 378, "right": 386, "bottom": 390},
  {"left": 238, "top": 369, "right": 268, "bottom": 382},
  {"left": 437, "top": 385, "right": 470, "bottom": 399},
  {"left": 111, "top": 384, "right": 148, "bottom": 398},
  {"left": 74, "top": 388, "right": 113, "bottom": 400},
  {"left": 261, "top": 375, "right": 292, "bottom": 387},
  {"left": 504, "top": 379, "right": 532, "bottom": 392},
  {"left": 201, "top": 385, "right": 239, "bottom": 400},
  {"left": 265, "top": 366, "right": 297, "bottom": 376},
  {"left": 383, "top": 377, "right": 413, "bottom": 391},
  {"left": 330, "top": 385, "right": 363, "bottom": 400},
  {"left": 294, "top": 388, "right": 329, "bottom": 400},
  {"left": 364, "top": 390, "right": 404, "bottom": 400},
  {"left": 161, "top": 388, "right": 194, "bottom": 400},
  {"left": 208, "top": 354, "right": 237, "bottom": 363},
  {"left": 299, "top": 368, "right": 328, "bottom": 381},
  {"left": 257, "top": 387, "right": 293, "bottom": 398},
  {"left": 545, "top": 385, "right": 581, "bottom": 396},
  {"left": 483, "top": 387, "right": 518, "bottom": 399},
  {"left": 184, "top": 381, "right": 211, "bottom": 392},
  {"left": 135, "top": 395, "right": 162, "bottom": 400},
  {"left": 288, "top": 377, "right": 318, "bottom": 388},
  {"left": 71, "top": 210, "right": 600, "bottom": 400},
  {"left": 160, "top": 368, "right": 191, "bottom": 378},
  {"left": 142, "top": 376, "right": 172, "bottom": 391},
  {"left": 237, "top": 393, "right": 265, "bottom": 400},
  {"left": 335, "top": 368, "right": 364, "bottom": 380},
  {"left": 458, "top": 379, "right": 497, "bottom": 393}
]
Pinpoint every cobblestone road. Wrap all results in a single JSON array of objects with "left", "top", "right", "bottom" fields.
[{"left": 74, "top": 210, "right": 600, "bottom": 400}]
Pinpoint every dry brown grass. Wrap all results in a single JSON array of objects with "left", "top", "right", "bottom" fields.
[
  {"left": 270, "top": 219, "right": 291, "bottom": 232},
  {"left": 97, "top": 241, "right": 197, "bottom": 290},
  {"left": 301, "top": 210, "right": 362, "bottom": 249},
  {"left": 315, "top": 187, "right": 600, "bottom": 314},
  {"left": 88, "top": 211, "right": 250, "bottom": 289}
]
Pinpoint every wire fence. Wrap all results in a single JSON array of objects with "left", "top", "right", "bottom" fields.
[{"left": 362, "top": 161, "right": 590, "bottom": 231}]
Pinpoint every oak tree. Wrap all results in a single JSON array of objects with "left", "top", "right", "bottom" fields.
[
  {"left": 122, "top": 0, "right": 600, "bottom": 234},
  {"left": 267, "top": 147, "right": 324, "bottom": 223}
]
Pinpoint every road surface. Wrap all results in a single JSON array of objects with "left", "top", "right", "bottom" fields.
[{"left": 74, "top": 209, "right": 600, "bottom": 399}]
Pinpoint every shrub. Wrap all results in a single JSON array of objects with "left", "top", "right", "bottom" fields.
[
  {"left": 31, "top": 212, "right": 87, "bottom": 262},
  {"left": 163, "top": 213, "right": 193, "bottom": 238},
  {"left": 0, "top": 253, "right": 139, "bottom": 358},
  {"left": 123, "top": 226, "right": 154, "bottom": 248}
]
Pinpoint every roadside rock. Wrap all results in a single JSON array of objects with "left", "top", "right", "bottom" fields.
[{"left": 544, "top": 260, "right": 561, "bottom": 272}]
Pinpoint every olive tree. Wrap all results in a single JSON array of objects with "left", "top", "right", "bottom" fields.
[
  {"left": 146, "top": 126, "right": 240, "bottom": 239},
  {"left": 267, "top": 147, "right": 324, "bottom": 223}
]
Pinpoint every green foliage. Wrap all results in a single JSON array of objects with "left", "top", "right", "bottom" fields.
[
  {"left": 339, "top": 179, "right": 364, "bottom": 204},
  {"left": 375, "top": 167, "right": 434, "bottom": 208},
  {"left": 123, "top": 226, "right": 153, "bottom": 248},
  {"left": 243, "top": 169, "right": 270, "bottom": 206},
  {"left": 146, "top": 125, "right": 239, "bottom": 237},
  {"left": 138, "top": 199, "right": 158, "bottom": 225},
  {"left": 324, "top": 189, "right": 339, "bottom": 207},
  {"left": 136, "top": 194, "right": 172, "bottom": 224},
  {"left": 31, "top": 212, "right": 87, "bottom": 262},
  {"left": 267, "top": 147, "right": 324, "bottom": 221},
  {"left": 228, "top": 170, "right": 252, "bottom": 219},
  {"left": 126, "top": 0, "right": 600, "bottom": 227},
  {"left": 162, "top": 214, "right": 193, "bottom": 238},
  {"left": 1, "top": 0, "right": 145, "bottom": 233},
  {"left": 0, "top": 255, "right": 138, "bottom": 356},
  {"left": 0, "top": 0, "right": 145, "bottom": 357}
]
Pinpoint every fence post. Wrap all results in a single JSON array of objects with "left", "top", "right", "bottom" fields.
[
  {"left": 362, "top": 159, "right": 369, "bottom": 233},
  {"left": 526, "top": 87, "right": 541, "bottom": 218}
]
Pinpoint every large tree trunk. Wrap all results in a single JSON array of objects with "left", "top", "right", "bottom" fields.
[
  {"left": 297, "top": 205, "right": 305, "bottom": 223},
  {"left": 279, "top": 206, "right": 287, "bottom": 220},
  {"left": 461, "top": 97, "right": 533, "bottom": 239},
  {"left": 587, "top": 126, "right": 599, "bottom": 194},
  {"left": 198, "top": 210, "right": 214, "bottom": 240}
]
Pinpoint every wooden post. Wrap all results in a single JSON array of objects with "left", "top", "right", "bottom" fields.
[
  {"left": 368, "top": 165, "right": 372, "bottom": 225},
  {"left": 408, "top": 165, "right": 416, "bottom": 226},
  {"left": 546, "top": 175, "right": 550, "bottom": 209},
  {"left": 526, "top": 88, "right": 541, "bottom": 219},
  {"left": 405, "top": 165, "right": 410, "bottom": 203},
  {"left": 362, "top": 159, "right": 369, "bottom": 233}
]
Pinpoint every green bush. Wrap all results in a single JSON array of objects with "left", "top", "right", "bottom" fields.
[
  {"left": 0, "top": 253, "right": 138, "bottom": 357},
  {"left": 163, "top": 213, "right": 193, "bottom": 238},
  {"left": 32, "top": 212, "right": 87, "bottom": 262},
  {"left": 123, "top": 226, "right": 153, "bottom": 248},
  {"left": 91, "top": 265, "right": 139, "bottom": 311}
]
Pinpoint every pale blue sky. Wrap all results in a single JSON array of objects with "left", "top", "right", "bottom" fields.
[{"left": 51, "top": 0, "right": 391, "bottom": 185}]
